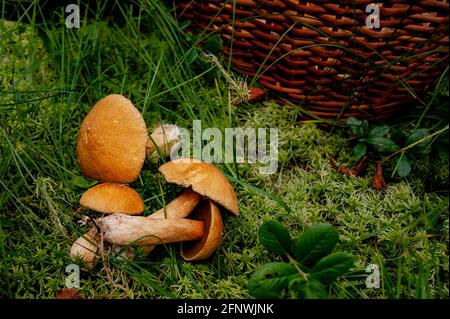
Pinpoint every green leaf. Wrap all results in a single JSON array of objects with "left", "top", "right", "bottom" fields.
[
  {"left": 185, "top": 32, "right": 193, "bottom": 42},
  {"left": 351, "top": 142, "right": 367, "bottom": 161},
  {"left": 310, "top": 252, "right": 353, "bottom": 285},
  {"left": 361, "top": 120, "right": 369, "bottom": 135},
  {"left": 294, "top": 223, "right": 339, "bottom": 267},
  {"left": 367, "top": 137, "right": 400, "bottom": 153},
  {"left": 248, "top": 262, "right": 298, "bottom": 298},
  {"left": 436, "top": 141, "right": 449, "bottom": 161},
  {"left": 346, "top": 117, "right": 363, "bottom": 137},
  {"left": 426, "top": 209, "right": 442, "bottom": 231},
  {"left": 71, "top": 176, "right": 97, "bottom": 189},
  {"left": 395, "top": 154, "right": 411, "bottom": 178},
  {"left": 368, "top": 125, "right": 390, "bottom": 139},
  {"left": 186, "top": 48, "right": 199, "bottom": 65},
  {"left": 178, "top": 20, "right": 191, "bottom": 30},
  {"left": 406, "top": 128, "right": 431, "bottom": 154},
  {"left": 204, "top": 34, "right": 223, "bottom": 56},
  {"left": 415, "top": 271, "right": 430, "bottom": 299},
  {"left": 289, "top": 278, "right": 327, "bottom": 299},
  {"left": 258, "top": 221, "right": 292, "bottom": 256},
  {"left": 435, "top": 132, "right": 449, "bottom": 161}
]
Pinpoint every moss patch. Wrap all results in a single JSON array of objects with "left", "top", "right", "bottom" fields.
[{"left": 0, "top": 18, "right": 448, "bottom": 299}]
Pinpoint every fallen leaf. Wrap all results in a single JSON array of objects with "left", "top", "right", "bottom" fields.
[
  {"left": 372, "top": 162, "right": 387, "bottom": 191},
  {"left": 330, "top": 156, "right": 368, "bottom": 177},
  {"left": 330, "top": 159, "right": 356, "bottom": 176},
  {"left": 56, "top": 288, "right": 84, "bottom": 299},
  {"left": 353, "top": 155, "right": 368, "bottom": 175}
]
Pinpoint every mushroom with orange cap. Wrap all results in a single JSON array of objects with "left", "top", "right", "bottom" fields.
[
  {"left": 80, "top": 183, "right": 144, "bottom": 215},
  {"left": 71, "top": 182, "right": 145, "bottom": 268},
  {"left": 158, "top": 159, "right": 238, "bottom": 261},
  {"left": 158, "top": 158, "right": 239, "bottom": 216},
  {"left": 76, "top": 94, "right": 148, "bottom": 183},
  {"left": 76, "top": 94, "right": 183, "bottom": 184}
]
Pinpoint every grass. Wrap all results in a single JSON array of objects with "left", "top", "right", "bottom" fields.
[{"left": 0, "top": 0, "right": 448, "bottom": 299}]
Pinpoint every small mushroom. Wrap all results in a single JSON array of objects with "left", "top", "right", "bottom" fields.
[
  {"left": 70, "top": 227, "right": 99, "bottom": 270},
  {"left": 76, "top": 94, "right": 148, "bottom": 183},
  {"left": 159, "top": 159, "right": 239, "bottom": 216},
  {"left": 99, "top": 213, "right": 204, "bottom": 246},
  {"left": 181, "top": 199, "right": 224, "bottom": 261},
  {"left": 80, "top": 183, "right": 144, "bottom": 215},
  {"left": 147, "top": 124, "right": 182, "bottom": 158}
]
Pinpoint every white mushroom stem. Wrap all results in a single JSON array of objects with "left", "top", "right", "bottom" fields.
[
  {"left": 100, "top": 214, "right": 204, "bottom": 246},
  {"left": 70, "top": 227, "right": 99, "bottom": 270}
]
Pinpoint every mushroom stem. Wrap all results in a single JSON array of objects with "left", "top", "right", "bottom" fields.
[
  {"left": 100, "top": 214, "right": 204, "bottom": 246},
  {"left": 151, "top": 188, "right": 203, "bottom": 219},
  {"left": 70, "top": 227, "right": 99, "bottom": 270},
  {"left": 113, "top": 188, "right": 203, "bottom": 258}
]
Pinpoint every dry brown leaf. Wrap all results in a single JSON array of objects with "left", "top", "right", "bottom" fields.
[
  {"left": 56, "top": 288, "right": 84, "bottom": 299},
  {"left": 372, "top": 162, "right": 387, "bottom": 191},
  {"left": 330, "top": 156, "right": 368, "bottom": 177},
  {"left": 354, "top": 156, "right": 368, "bottom": 175}
]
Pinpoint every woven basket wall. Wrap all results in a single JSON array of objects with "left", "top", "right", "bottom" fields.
[{"left": 176, "top": 0, "right": 449, "bottom": 121}]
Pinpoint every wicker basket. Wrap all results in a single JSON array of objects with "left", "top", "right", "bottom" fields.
[{"left": 176, "top": 0, "right": 449, "bottom": 121}]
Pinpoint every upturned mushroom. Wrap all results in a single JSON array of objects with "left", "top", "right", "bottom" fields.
[
  {"left": 80, "top": 183, "right": 144, "bottom": 215},
  {"left": 158, "top": 158, "right": 239, "bottom": 216},
  {"left": 158, "top": 159, "right": 239, "bottom": 260},
  {"left": 110, "top": 187, "right": 202, "bottom": 259},
  {"left": 118, "top": 197, "right": 226, "bottom": 262},
  {"left": 181, "top": 199, "right": 223, "bottom": 261}
]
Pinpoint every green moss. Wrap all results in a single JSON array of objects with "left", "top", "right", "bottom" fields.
[{"left": 0, "top": 15, "right": 448, "bottom": 300}]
